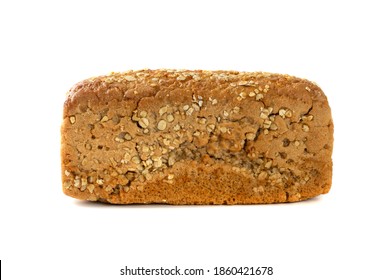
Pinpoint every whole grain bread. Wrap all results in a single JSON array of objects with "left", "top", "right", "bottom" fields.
[{"left": 61, "top": 69, "right": 333, "bottom": 204}]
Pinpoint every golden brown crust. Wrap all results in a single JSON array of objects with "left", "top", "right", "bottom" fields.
[{"left": 61, "top": 69, "right": 333, "bottom": 204}]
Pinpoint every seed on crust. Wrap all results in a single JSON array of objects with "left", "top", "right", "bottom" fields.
[
  {"left": 168, "top": 155, "right": 175, "bottom": 166},
  {"left": 138, "top": 118, "right": 149, "bottom": 128},
  {"left": 193, "top": 130, "right": 201, "bottom": 137},
  {"left": 139, "top": 111, "right": 148, "bottom": 118},
  {"left": 166, "top": 114, "right": 175, "bottom": 123},
  {"left": 186, "top": 107, "right": 194, "bottom": 116},
  {"left": 141, "top": 145, "right": 150, "bottom": 153},
  {"left": 198, "top": 117, "right": 207, "bottom": 124},
  {"left": 157, "top": 120, "right": 167, "bottom": 131},
  {"left": 124, "top": 75, "right": 137, "bottom": 81},
  {"left": 245, "top": 132, "right": 256, "bottom": 140},
  {"left": 260, "top": 112, "right": 268, "bottom": 119},
  {"left": 258, "top": 171, "right": 268, "bottom": 180},
  {"left": 265, "top": 160, "right": 272, "bottom": 169},
  {"left": 87, "top": 184, "right": 95, "bottom": 193},
  {"left": 159, "top": 106, "right": 168, "bottom": 116},
  {"left": 302, "top": 124, "right": 310, "bottom": 132},
  {"left": 270, "top": 123, "right": 278, "bottom": 131},
  {"left": 132, "top": 156, "right": 141, "bottom": 164},
  {"left": 207, "top": 124, "right": 215, "bottom": 133},
  {"left": 100, "top": 115, "right": 109, "bottom": 123}
]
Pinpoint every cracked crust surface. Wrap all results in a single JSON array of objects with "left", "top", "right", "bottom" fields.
[{"left": 61, "top": 69, "right": 333, "bottom": 204}]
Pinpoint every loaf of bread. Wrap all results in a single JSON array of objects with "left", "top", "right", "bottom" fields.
[{"left": 61, "top": 69, "right": 333, "bottom": 204}]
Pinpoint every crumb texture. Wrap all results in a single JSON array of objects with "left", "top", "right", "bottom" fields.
[{"left": 61, "top": 69, "right": 333, "bottom": 204}]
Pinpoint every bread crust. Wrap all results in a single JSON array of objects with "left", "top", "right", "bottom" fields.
[{"left": 61, "top": 69, "right": 333, "bottom": 204}]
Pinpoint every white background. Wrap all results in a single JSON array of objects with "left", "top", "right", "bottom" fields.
[{"left": 1, "top": 0, "right": 390, "bottom": 279}]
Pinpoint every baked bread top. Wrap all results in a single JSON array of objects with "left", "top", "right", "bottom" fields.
[{"left": 62, "top": 69, "right": 333, "bottom": 204}]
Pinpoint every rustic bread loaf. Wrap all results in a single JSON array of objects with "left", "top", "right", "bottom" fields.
[{"left": 61, "top": 69, "right": 333, "bottom": 204}]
